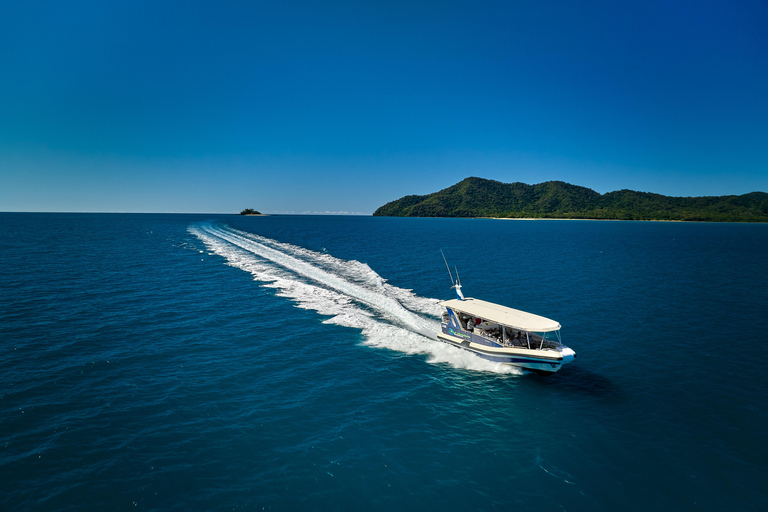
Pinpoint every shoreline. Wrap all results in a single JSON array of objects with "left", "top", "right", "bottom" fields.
[{"left": 487, "top": 217, "right": 687, "bottom": 222}]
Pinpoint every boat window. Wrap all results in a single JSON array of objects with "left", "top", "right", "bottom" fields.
[{"left": 532, "top": 331, "right": 563, "bottom": 350}]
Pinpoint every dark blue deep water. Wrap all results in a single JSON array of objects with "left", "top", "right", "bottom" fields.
[{"left": 2, "top": 213, "right": 767, "bottom": 511}]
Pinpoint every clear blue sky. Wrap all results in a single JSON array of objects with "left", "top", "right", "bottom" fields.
[{"left": 1, "top": 0, "right": 766, "bottom": 213}]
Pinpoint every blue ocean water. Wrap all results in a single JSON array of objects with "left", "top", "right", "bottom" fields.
[{"left": 1, "top": 213, "right": 767, "bottom": 511}]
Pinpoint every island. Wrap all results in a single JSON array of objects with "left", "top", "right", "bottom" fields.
[
  {"left": 239, "top": 208, "right": 262, "bottom": 216},
  {"left": 372, "top": 177, "right": 768, "bottom": 222}
]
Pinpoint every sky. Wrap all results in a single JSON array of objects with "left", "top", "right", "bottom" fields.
[{"left": 1, "top": 0, "right": 767, "bottom": 214}]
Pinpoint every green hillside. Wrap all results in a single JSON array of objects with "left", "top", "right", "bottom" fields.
[{"left": 372, "top": 177, "right": 768, "bottom": 222}]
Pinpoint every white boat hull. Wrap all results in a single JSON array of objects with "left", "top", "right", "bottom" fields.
[{"left": 437, "top": 331, "right": 574, "bottom": 375}]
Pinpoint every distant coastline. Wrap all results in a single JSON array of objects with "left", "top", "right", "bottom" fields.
[
  {"left": 373, "top": 177, "right": 768, "bottom": 222},
  {"left": 489, "top": 217, "right": 687, "bottom": 222}
]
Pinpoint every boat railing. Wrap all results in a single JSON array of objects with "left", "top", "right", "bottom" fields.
[
  {"left": 475, "top": 329, "right": 527, "bottom": 349},
  {"left": 475, "top": 329, "right": 562, "bottom": 351}
]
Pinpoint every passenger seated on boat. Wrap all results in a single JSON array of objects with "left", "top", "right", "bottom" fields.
[{"left": 465, "top": 318, "right": 474, "bottom": 331}]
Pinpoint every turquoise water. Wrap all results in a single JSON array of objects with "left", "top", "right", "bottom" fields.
[{"left": 1, "top": 213, "right": 766, "bottom": 511}]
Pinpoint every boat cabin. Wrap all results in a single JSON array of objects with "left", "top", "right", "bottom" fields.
[{"left": 440, "top": 297, "right": 564, "bottom": 351}]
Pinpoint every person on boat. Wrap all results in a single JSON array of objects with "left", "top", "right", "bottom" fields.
[{"left": 465, "top": 317, "right": 474, "bottom": 332}]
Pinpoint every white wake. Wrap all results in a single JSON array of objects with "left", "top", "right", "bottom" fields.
[{"left": 189, "top": 223, "right": 520, "bottom": 374}]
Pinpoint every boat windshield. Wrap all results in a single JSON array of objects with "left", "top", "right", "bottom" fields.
[{"left": 531, "top": 330, "right": 563, "bottom": 350}]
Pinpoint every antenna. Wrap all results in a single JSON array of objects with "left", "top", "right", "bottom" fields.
[
  {"left": 440, "top": 249, "right": 465, "bottom": 300},
  {"left": 440, "top": 249, "right": 455, "bottom": 286}
]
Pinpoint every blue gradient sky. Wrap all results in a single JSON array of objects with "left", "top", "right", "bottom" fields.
[{"left": 1, "top": 0, "right": 766, "bottom": 213}]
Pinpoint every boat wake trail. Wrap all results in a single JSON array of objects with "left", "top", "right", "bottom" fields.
[{"left": 189, "top": 223, "right": 520, "bottom": 373}]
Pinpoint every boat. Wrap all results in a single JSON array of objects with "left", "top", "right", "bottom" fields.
[{"left": 437, "top": 253, "right": 576, "bottom": 375}]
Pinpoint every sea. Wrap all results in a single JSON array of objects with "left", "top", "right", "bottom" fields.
[{"left": 1, "top": 213, "right": 767, "bottom": 511}]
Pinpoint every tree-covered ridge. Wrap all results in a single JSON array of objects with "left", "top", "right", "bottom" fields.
[{"left": 372, "top": 177, "right": 768, "bottom": 222}]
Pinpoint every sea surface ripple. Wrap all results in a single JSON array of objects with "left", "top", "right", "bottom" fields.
[{"left": 1, "top": 213, "right": 766, "bottom": 511}]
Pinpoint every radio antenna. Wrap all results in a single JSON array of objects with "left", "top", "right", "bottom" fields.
[
  {"left": 440, "top": 249, "right": 455, "bottom": 286},
  {"left": 440, "top": 249, "right": 465, "bottom": 300}
]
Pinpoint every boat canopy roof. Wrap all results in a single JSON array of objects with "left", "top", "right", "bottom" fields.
[{"left": 440, "top": 297, "right": 561, "bottom": 332}]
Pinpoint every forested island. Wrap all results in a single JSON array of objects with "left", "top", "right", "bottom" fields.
[
  {"left": 373, "top": 178, "right": 768, "bottom": 222},
  {"left": 239, "top": 208, "right": 262, "bottom": 215}
]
